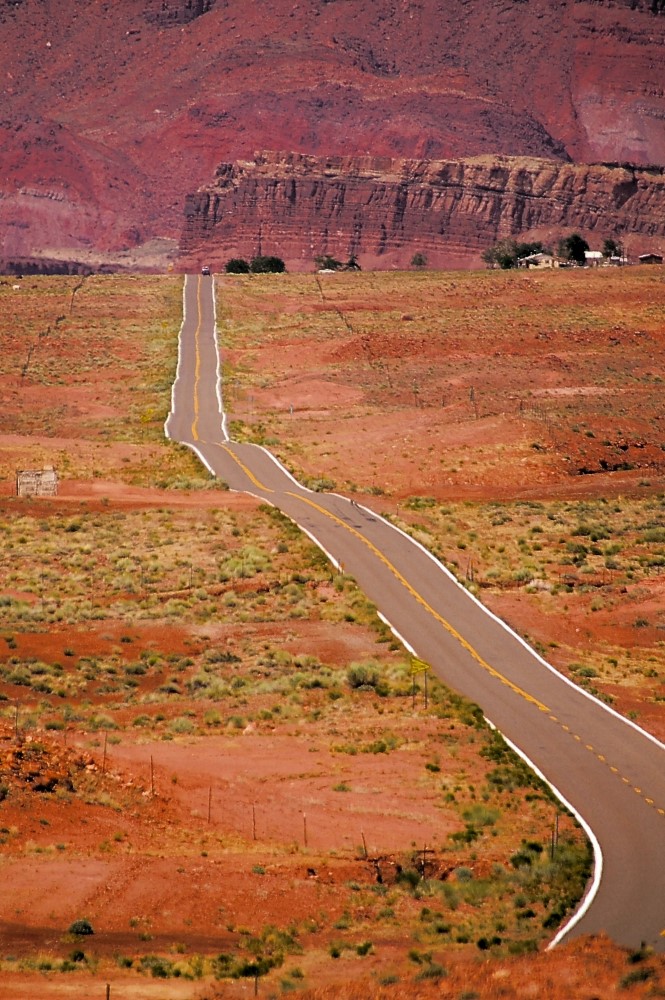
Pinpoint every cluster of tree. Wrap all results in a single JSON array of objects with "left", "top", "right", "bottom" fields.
[
  {"left": 224, "top": 256, "right": 285, "bottom": 274},
  {"left": 315, "top": 254, "right": 361, "bottom": 271},
  {"left": 601, "top": 237, "right": 624, "bottom": 258},
  {"left": 557, "top": 233, "right": 589, "bottom": 265},
  {"left": 1, "top": 259, "right": 96, "bottom": 276},
  {"left": 482, "top": 239, "right": 550, "bottom": 269},
  {"left": 557, "top": 234, "right": 624, "bottom": 263},
  {"left": 483, "top": 233, "right": 624, "bottom": 269}
]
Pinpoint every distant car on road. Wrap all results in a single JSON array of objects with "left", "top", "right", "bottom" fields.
[{"left": 201, "top": 265, "right": 211, "bottom": 276}]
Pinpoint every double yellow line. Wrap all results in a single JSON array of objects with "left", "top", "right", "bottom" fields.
[
  {"left": 191, "top": 276, "right": 203, "bottom": 442},
  {"left": 291, "top": 490, "right": 550, "bottom": 713},
  {"left": 291, "top": 490, "right": 665, "bottom": 817},
  {"left": 213, "top": 441, "right": 274, "bottom": 494},
  {"left": 193, "top": 277, "right": 665, "bottom": 827},
  {"left": 204, "top": 384, "right": 665, "bottom": 820},
  {"left": 213, "top": 443, "right": 548, "bottom": 713}
]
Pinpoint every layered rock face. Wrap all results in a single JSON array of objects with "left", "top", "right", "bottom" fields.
[
  {"left": 2, "top": 0, "right": 665, "bottom": 265},
  {"left": 180, "top": 152, "right": 665, "bottom": 269},
  {"left": 144, "top": 0, "right": 215, "bottom": 27}
]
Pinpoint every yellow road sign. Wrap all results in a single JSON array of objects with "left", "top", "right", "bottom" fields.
[{"left": 410, "top": 658, "right": 430, "bottom": 675}]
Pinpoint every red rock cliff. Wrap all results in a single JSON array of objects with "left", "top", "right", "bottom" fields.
[
  {"left": 179, "top": 152, "right": 665, "bottom": 270},
  {"left": 2, "top": 0, "right": 665, "bottom": 266}
]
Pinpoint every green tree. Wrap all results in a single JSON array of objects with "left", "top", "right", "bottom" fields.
[
  {"left": 558, "top": 233, "right": 589, "bottom": 265},
  {"left": 411, "top": 251, "right": 427, "bottom": 269},
  {"left": 225, "top": 258, "right": 250, "bottom": 274},
  {"left": 602, "top": 238, "right": 623, "bottom": 258},
  {"left": 482, "top": 239, "right": 514, "bottom": 269},
  {"left": 250, "top": 255, "right": 286, "bottom": 274},
  {"left": 482, "top": 239, "right": 546, "bottom": 269}
]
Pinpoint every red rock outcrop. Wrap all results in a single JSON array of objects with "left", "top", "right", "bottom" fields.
[
  {"left": 180, "top": 152, "right": 665, "bottom": 270},
  {"left": 144, "top": 0, "right": 215, "bottom": 28},
  {"left": 1, "top": 0, "right": 665, "bottom": 265}
]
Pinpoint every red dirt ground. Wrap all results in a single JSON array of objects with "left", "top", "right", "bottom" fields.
[{"left": 2, "top": 271, "right": 665, "bottom": 997}]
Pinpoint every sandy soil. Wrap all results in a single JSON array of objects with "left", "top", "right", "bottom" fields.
[
  {"left": 2, "top": 271, "right": 665, "bottom": 998},
  {"left": 222, "top": 267, "right": 665, "bottom": 729}
]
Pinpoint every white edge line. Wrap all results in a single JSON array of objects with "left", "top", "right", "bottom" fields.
[
  {"left": 297, "top": 524, "right": 341, "bottom": 572},
  {"left": 253, "top": 444, "right": 317, "bottom": 492},
  {"left": 163, "top": 275, "right": 188, "bottom": 443},
  {"left": 239, "top": 444, "right": 607, "bottom": 947},
  {"left": 373, "top": 506, "right": 665, "bottom": 754},
  {"left": 164, "top": 274, "right": 224, "bottom": 476},
  {"left": 172, "top": 273, "right": 664, "bottom": 756},
  {"left": 501, "top": 731, "right": 603, "bottom": 950},
  {"left": 166, "top": 274, "right": 643, "bottom": 948},
  {"left": 210, "top": 294, "right": 665, "bottom": 753},
  {"left": 375, "top": 613, "right": 602, "bottom": 951},
  {"left": 218, "top": 487, "right": 344, "bottom": 573},
  {"left": 376, "top": 612, "right": 417, "bottom": 656},
  {"left": 212, "top": 275, "right": 230, "bottom": 443},
  {"left": 260, "top": 502, "right": 344, "bottom": 573},
  {"left": 212, "top": 276, "right": 303, "bottom": 468}
]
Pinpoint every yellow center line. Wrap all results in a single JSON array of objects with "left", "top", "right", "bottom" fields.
[
  {"left": 287, "top": 491, "right": 549, "bottom": 713},
  {"left": 192, "top": 276, "right": 203, "bottom": 442},
  {"left": 208, "top": 442, "right": 274, "bottom": 494},
  {"left": 581, "top": 736, "right": 665, "bottom": 814},
  {"left": 194, "top": 364, "right": 665, "bottom": 814}
]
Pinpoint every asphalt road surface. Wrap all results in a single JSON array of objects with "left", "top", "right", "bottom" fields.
[{"left": 166, "top": 274, "right": 665, "bottom": 951}]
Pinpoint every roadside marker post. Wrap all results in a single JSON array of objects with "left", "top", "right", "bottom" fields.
[{"left": 410, "top": 658, "right": 431, "bottom": 709}]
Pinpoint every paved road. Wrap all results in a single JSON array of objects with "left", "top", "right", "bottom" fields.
[{"left": 167, "top": 275, "right": 665, "bottom": 951}]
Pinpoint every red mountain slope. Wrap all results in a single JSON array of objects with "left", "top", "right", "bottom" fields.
[{"left": 1, "top": 0, "right": 664, "bottom": 265}]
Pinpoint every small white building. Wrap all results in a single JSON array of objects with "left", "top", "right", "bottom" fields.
[
  {"left": 16, "top": 466, "right": 58, "bottom": 497},
  {"left": 584, "top": 250, "right": 604, "bottom": 267},
  {"left": 517, "top": 252, "right": 558, "bottom": 269}
]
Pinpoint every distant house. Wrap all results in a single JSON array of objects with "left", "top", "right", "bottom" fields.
[
  {"left": 584, "top": 250, "right": 604, "bottom": 267},
  {"left": 517, "top": 252, "right": 558, "bottom": 269},
  {"left": 638, "top": 252, "right": 663, "bottom": 265}
]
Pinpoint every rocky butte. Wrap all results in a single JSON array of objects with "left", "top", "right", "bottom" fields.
[
  {"left": 1, "top": 0, "right": 665, "bottom": 268},
  {"left": 180, "top": 152, "right": 665, "bottom": 270}
]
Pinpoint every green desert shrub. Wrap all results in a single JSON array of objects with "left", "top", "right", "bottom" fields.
[{"left": 68, "top": 919, "right": 94, "bottom": 936}]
